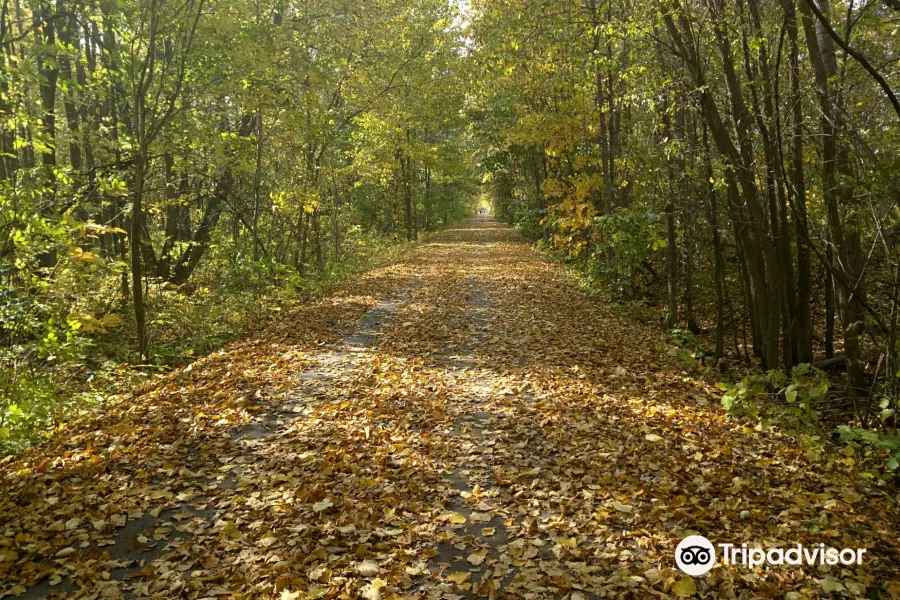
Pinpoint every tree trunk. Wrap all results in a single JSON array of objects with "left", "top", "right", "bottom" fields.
[
  {"left": 170, "top": 171, "right": 231, "bottom": 284},
  {"left": 703, "top": 123, "right": 726, "bottom": 360},
  {"left": 36, "top": 1, "right": 57, "bottom": 173},
  {"left": 665, "top": 201, "right": 678, "bottom": 329},
  {"left": 331, "top": 183, "right": 341, "bottom": 261},
  {"left": 158, "top": 155, "right": 191, "bottom": 279},
  {"left": 745, "top": 0, "right": 798, "bottom": 369},
  {"left": 56, "top": 10, "right": 81, "bottom": 174},
  {"left": 684, "top": 209, "right": 697, "bottom": 333},
  {"left": 783, "top": 0, "right": 814, "bottom": 364},
  {"left": 825, "top": 250, "right": 835, "bottom": 358},
  {"left": 423, "top": 165, "right": 431, "bottom": 230},
  {"left": 0, "top": 0, "right": 12, "bottom": 181},
  {"left": 132, "top": 150, "right": 148, "bottom": 359},
  {"left": 587, "top": 0, "right": 611, "bottom": 213},
  {"left": 252, "top": 107, "right": 263, "bottom": 261},
  {"left": 400, "top": 149, "right": 414, "bottom": 241},
  {"left": 298, "top": 211, "right": 310, "bottom": 276},
  {"left": 799, "top": 0, "right": 867, "bottom": 392},
  {"left": 661, "top": 0, "right": 781, "bottom": 368},
  {"left": 313, "top": 209, "right": 324, "bottom": 273}
]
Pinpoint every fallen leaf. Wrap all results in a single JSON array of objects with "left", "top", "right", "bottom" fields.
[
  {"left": 613, "top": 501, "right": 634, "bottom": 513},
  {"left": 356, "top": 560, "right": 380, "bottom": 576},
  {"left": 447, "top": 571, "right": 471, "bottom": 586},
  {"left": 820, "top": 578, "right": 845, "bottom": 593},
  {"left": 672, "top": 575, "right": 697, "bottom": 597},
  {"left": 443, "top": 512, "right": 467, "bottom": 524}
]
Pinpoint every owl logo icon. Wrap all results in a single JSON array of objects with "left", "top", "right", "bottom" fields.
[{"left": 676, "top": 535, "right": 716, "bottom": 576}]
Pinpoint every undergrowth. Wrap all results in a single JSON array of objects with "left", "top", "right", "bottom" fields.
[{"left": 1, "top": 228, "right": 415, "bottom": 454}]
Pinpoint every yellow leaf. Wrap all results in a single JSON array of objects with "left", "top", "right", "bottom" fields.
[
  {"left": 74, "top": 313, "right": 102, "bottom": 333},
  {"left": 100, "top": 314, "right": 123, "bottom": 328},
  {"left": 221, "top": 521, "right": 241, "bottom": 539},
  {"left": 885, "top": 581, "right": 900, "bottom": 599},
  {"left": 443, "top": 512, "right": 467, "bottom": 524},
  {"left": 672, "top": 575, "right": 697, "bottom": 597},
  {"left": 447, "top": 571, "right": 471, "bottom": 586},
  {"left": 0, "top": 549, "right": 17, "bottom": 563}
]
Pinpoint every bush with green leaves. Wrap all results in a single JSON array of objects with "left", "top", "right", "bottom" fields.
[
  {"left": 0, "top": 209, "right": 120, "bottom": 451},
  {"left": 0, "top": 312, "right": 94, "bottom": 451},
  {"left": 512, "top": 206, "right": 546, "bottom": 241},
  {"left": 837, "top": 426, "right": 900, "bottom": 472},
  {"left": 719, "top": 363, "right": 827, "bottom": 425},
  {"left": 589, "top": 208, "right": 665, "bottom": 299},
  {"left": 837, "top": 365, "right": 900, "bottom": 474}
]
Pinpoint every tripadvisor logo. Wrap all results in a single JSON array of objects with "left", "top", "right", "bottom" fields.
[
  {"left": 675, "top": 535, "right": 867, "bottom": 575},
  {"left": 676, "top": 535, "right": 716, "bottom": 576}
]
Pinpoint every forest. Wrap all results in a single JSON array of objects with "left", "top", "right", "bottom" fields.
[
  {"left": 474, "top": 0, "right": 900, "bottom": 465},
  {"left": 4, "top": 0, "right": 896, "bottom": 465},
  {"left": 0, "top": 0, "right": 476, "bottom": 449},
  {"left": 2, "top": 0, "right": 900, "bottom": 597}
]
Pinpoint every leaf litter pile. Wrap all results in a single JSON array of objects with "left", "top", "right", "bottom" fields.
[{"left": 2, "top": 218, "right": 900, "bottom": 600}]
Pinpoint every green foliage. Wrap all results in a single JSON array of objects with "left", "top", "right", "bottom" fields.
[
  {"left": 837, "top": 361, "right": 900, "bottom": 474},
  {"left": 589, "top": 209, "right": 664, "bottom": 298},
  {"left": 666, "top": 329, "right": 703, "bottom": 368},
  {"left": 0, "top": 208, "right": 123, "bottom": 451},
  {"left": 719, "top": 364, "right": 827, "bottom": 426},
  {"left": 719, "top": 374, "right": 767, "bottom": 419},
  {"left": 0, "top": 0, "right": 477, "bottom": 453},
  {"left": 513, "top": 207, "right": 546, "bottom": 241},
  {"left": 838, "top": 427, "right": 900, "bottom": 472},
  {"left": 0, "top": 309, "right": 95, "bottom": 452},
  {"left": 668, "top": 327, "right": 696, "bottom": 348},
  {"left": 779, "top": 363, "right": 829, "bottom": 425},
  {"left": 1, "top": 221, "right": 416, "bottom": 451}
]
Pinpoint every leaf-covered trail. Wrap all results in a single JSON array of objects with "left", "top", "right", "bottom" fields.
[{"left": 2, "top": 218, "right": 900, "bottom": 600}]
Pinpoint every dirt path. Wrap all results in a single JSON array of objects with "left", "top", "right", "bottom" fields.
[{"left": 2, "top": 218, "right": 899, "bottom": 600}]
